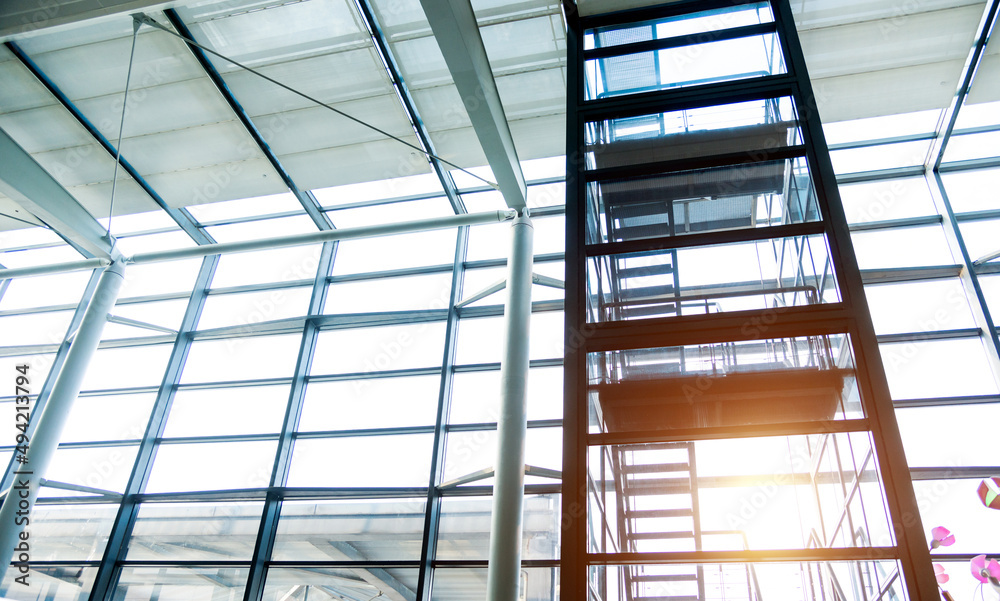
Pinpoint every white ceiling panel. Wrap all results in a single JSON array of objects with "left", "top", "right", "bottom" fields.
[
  {"left": 496, "top": 68, "right": 566, "bottom": 120},
  {"left": 966, "top": 31, "right": 1000, "bottom": 105},
  {"left": 0, "top": 104, "right": 95, "bottom": 152},
  {"left": 12, "top": 12, "right": 148, "bottom": 54},
  {"left": 480, "top": 15, "right": 564, "bottom": 70},
  {"left": 0, "top": 59, "right": 56, "bottom": 113},
  {"left": 411, "top": 85, "right": 471, "bottom": 132},
  {"left": 120, "top": 120, "right": 273, "bottom": 175},
  {"left": 26, "top": 28, "right": 205, "bottom": 101},
  {"left": 792, "top": 0, "right": 984, "bottom": 31},
  {"left": 390, "top": 34, "right": 451, "bottom": 89},
  {"left": 219, "top": 48, "right": 393, "bottom": 114},
  {"left": 73, "top": 78, "right": 239, "bottom": 140},
  {"left": 177, "top": 0, "right": 367, "bottom": 68},
  {"left": 67, "top": 179, "right": 160, "bottom": 218},
  {"left": 371, "top": 0, "right": 429, "bottom": 38},
  {"left": 278, "top": 138, "right": 433, "bottom": 190},
  {"left": 429, "top": 126, "right": 486, "bottom": 168},
  {"left": 31, "top": 142, "right": 119, "bottom": 187},
  {"left": 255, "top": 96, "right": 415, "bottom": 156},
  {"left": 812, "top": 60, "right": 966, "bottom": 123},
  {"left": 144, "top": 158, "right": 288, "bottom": 208},
  {"left": 799, "top": 5, "right": 984, "bottom": 79},
  {"left": 510, "top": 113, "right": 565, "bottom": 161}
]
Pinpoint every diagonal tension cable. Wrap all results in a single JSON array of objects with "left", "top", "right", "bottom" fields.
[
  {"left": 133, "top": 13, "right": 501, "bottom": 191},
  {"left": 107, "top": 18, "right": 142, "bottom": 239}
]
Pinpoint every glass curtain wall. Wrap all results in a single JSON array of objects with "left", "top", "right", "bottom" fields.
[{"left": 562, "top": 1, "right": 940, "bottom": 600}]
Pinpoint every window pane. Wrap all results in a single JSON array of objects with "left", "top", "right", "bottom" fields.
[
  {"left": 881, "top": 338, "right": 999, "bottom": 399},
  {"left": 443, "top": 427, "right": 562, "bottom": 484},
  {"left": 331, "top": 230, "right": 456, "bottom": 274},
  {"left": 839, "top": 177, "right": 938, "bottom": 224},
  {"left": 942, "top": 167, "right": 1000, "bottom": 213},
  {"left": 0, "top": 271, "right": 92, "bottom": 310},
  {"left": 211, "top": 245, "right": 323, "bottom": 288},
  {"left": 310, "top": 323, "right": 447, "bottom": 375},
  {"left": 181, "top": 335, "right": 302, "bottom": 383},
  {"left": 126, "top": 502, "right": 264, "bottom": 560},
  {"left": 43, "top": 446, "right": 140, "bottom": 496},
  {"left": 82, "top": 345, "right": 173, "bottom": 391},
  {"left": 455, "top": 312, "right": 564, "bottom": 365},
  {"left": 61, "top": 393, "right": 156, "bottom": 443},
  {"left": 437, "top": 494, "right": 560, "bottom": 560},
  {"left": 915, "top": 479, "right": 997, "bottom": 554},
  {"left": 898, "top": 404, "right": 1000, "bottom": 467},
  {"left": 118, "top": 259, "right": 203, "bottom": 299},
  {"left": 450, "top": 366, "right": 563, "bottom": 424},
  {"left": 0, "top": 310, "right": 73, "bottom": 346},
  {"left": 164, "top": 385, "right": 290, "bottom": 437},
  {"left": 113, "top": 567, "right": 249, "bottom": 601},
  {"left": 0, "top": 566, "right": 98, "bottom": 600},
  {"left": 262, "top": 567, "right": 420, "bottom": 601},
  {"left": 852, "top": 226, "right": 954, "bottom": 269},
  {"left": 198, "top": 287, "right": 312, "bottom": 330},
  {"left": 864, "top": 279, "right": 975, "bottom": 335},
  {"left": 146, "top": 441, "right": 277, "bottom": 493},
  {"left": 273, "top": 498, "right": 426, "bottom": 561},
  {"left": 299, "top": 376, "right": 440, "bottom": 431},
  {"left": 432, "top": 567, "right": 557, "bottom": 601},
  {"left": 27, "top": 503, "right": 118, "bottom": 561},
  {"left": 325, "top": 272, "right": 453, "bottom": 314},
  {"left": 288, "top": 434, "right": 433, "bottom": 487}
]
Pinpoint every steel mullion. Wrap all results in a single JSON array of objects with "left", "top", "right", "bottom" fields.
[
  {"left": 354, "top": 0, "right": 467, "bottom": 216},
  {"left": 88, "top": 254, "right": 219, "bottom": 601},
  {"left": 162, "top": 10, "right": 333, "bottom": 232},
  {"left": 4, "top": 41, "right": 214, "bottom": 246},
  {"left": 242, "top": 241, "right": 337, "bottom": 601},
  {"left": 416, "top": 225, "right": 468, "bottom": 600}
]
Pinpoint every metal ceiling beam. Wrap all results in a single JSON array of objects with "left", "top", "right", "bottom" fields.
[
  {"left": 4, "top": 41, "right": 214, "bottom": 246},
  {"left": 0, "top": 127, "right": 118, "bottom": 260},
  {"left": 418, "top": 0, "right": 528, "bottom": 212},
  {"left": 162, "top": 9, "right": 334, "bottom": 231},
  {"left": 927, "top": 0, "right": 1000, "bottom": 171},
  {"left": 354, "top": 0, "right": 467, "bottom": 215}
]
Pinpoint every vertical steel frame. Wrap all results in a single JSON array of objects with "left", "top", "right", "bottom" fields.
[{"left": 562, "top": 1, "right": 939, "bottom": 598}]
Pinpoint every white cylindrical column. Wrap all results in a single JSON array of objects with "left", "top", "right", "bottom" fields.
[{"left": 486, "top": 212, "right": 534, "bottom": 601}]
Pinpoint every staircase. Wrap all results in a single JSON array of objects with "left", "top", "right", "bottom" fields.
[{"left": 612, "top": 442, "right": 705, "bottom": 601}]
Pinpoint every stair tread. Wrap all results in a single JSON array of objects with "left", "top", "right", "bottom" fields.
[
  {"left": 630, "top": 531, "right": 695, "bottom": 540},
  {"left": 626, "top": 508, "right": 694, "bottom": 518},
  {"left": 624, "top": 462, "right": 690, "bottom": 474},
  {"left": 634, "top": 574, "right": 699, "bottom": 582}
]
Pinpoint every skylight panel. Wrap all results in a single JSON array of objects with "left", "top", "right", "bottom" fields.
[{"left": 311, "top": 172, "right": 444, "bottom": 207}]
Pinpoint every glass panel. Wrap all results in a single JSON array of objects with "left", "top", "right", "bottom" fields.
[
  {"left": 288, "top": 433, "right": 434, "bottom": 487},
  {"left": 587, "top": 433, "right": 891, "bottom": 554},
  {"left": 431, "top": 567, "right": 558, "bottom": 601},
  {"left": 299, "top": 375, "right": 440, "bottom": 431},
  {"left": 456, "top": 312, "right": 564, "bottom": 364},
  {"left": 587, "top": 157, "right": 820, "bottom": 245},
  {"left": 81, "top": 345, "right": 173, "bottom": 391},
  {"left": 587, "top": 234, "right": 838, "bottom": 323},
  {"left": 211, "top": 244, "right": 324, "bottom": 288},
  {"left": 117, "top": 259, "right": 202, "bottom": 299},
  {"left": 959, "top": 218, "right": 1000, "bottom": 264},
  {"left": 262, "top": 567, "right": 420, "bottom": 601},
  {"left": 830, "top": 140, "right": 930, "bottom": 174},
  {"left": 941, "top": 167, "right": 1000, "bottom": 213},
  {"left": 113, "top": 566, "right": 249, "bottom": 601},
  {"left": 585, "top": 33, "right": 785, "bottom": 100},
  {"left": 942, "top": 130, "right": 1000, "bottom": 163},
  {"left": 466, "top": 215, "right": 566, "bottom": 261},
  {"left": 880, "top": 338, "right": 999, "bottom": 399},
  {"left": 126, "top": 502, "right": 264, "bottom": 560},
  {"left": 108, "top": 299, "right": 189, "bottom": 338},
  {"left": 206, "top": 215, "right": 318, "bottom": 244},
  {"left": 588, "top": 334, "right": 861, "bottom": 434},
  {"left": 325, "top": 272, "right": 453, "bottom": 314},
  {"left": 43, "top": 446, "right": 140, "bottom": 496},
  {"left": 60, "top": 393, "right": 156, "bottom": 443},
  {"left": 23, "top": 503, "right": 118, "bottom": 561},
  {"left": 461, "top": 262, "right": 565, "bottom": 306},
  {"left": 328, "top": 196, "right": 454, "bottom": 228},
  {"left": 897, "top": 405, "right": 1000, "bottom": 467},
  {"left": 180, "top": 335, "right": 302, "bottom": 384},
  {"left": 0, "top": 271, "right": 93, "bottom": 310},
  {"left": 436, "top": 494, "right": 561, "bottom": 560},
  {"left": 864, "top": 279, "right": 975, "bottom": 335},
  {"left": 915, "top": 479, "right": 998, "bottom": 554},
  {"left": 588, "top": 562, "right": 904, "bottom": 601},
  {"left": 585, "top": 98, "right": 801, "bottom": 170},
  {"left": 450, "top": 366, "right": 563, "bottom": 424},
  {"left": 0, "top": 310, "right": 73, "bottom": 346},
  {"left": 310, "top": 322, "right": 447, "bottom": 375},
  {"left": 851, "top": 226, "right": 955, "bottom": 269},
  {"left": 198, "top": 287, "right": 312, "bottom": 330},
  {"left": 273, "top": 498, "right": 426, "bottom": 560},
  {"left": 145, "top": 441, "right": 278, "bottom": 493},
  {"left": 185, "top": 192, "right": 302, "bottom": 222},
  {"left": 838, "top": 177, "right": 938, "bottom": 224},
  {"left": 442, "top": 427, "right": 562, "bottom": 484},
  {"left": 164, "top": 385, "right": 290, "bottom": 437},
  {"left": 0, "top": 566, "right": 98, "bottom": 600},
  {"left": 331, "top": 229, "right": 457, "bottom": 274}
]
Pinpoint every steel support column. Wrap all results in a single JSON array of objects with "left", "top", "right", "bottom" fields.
[
  {"left": 486, "top": 212, "right": 533, "bottom": 601},
  {"left": 0, "top": 261, "right": 126, "bottom": 581}
]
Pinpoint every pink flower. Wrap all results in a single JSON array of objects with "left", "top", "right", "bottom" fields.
[
  {"left": 930, "top": 526, "right": 956, "bottom": 549},
  {"left": 970, "top": 555, "right": 1000, "bottom": 585},
  {"left": 934, "top": 563, "right": 949, "bottom": 585}
]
